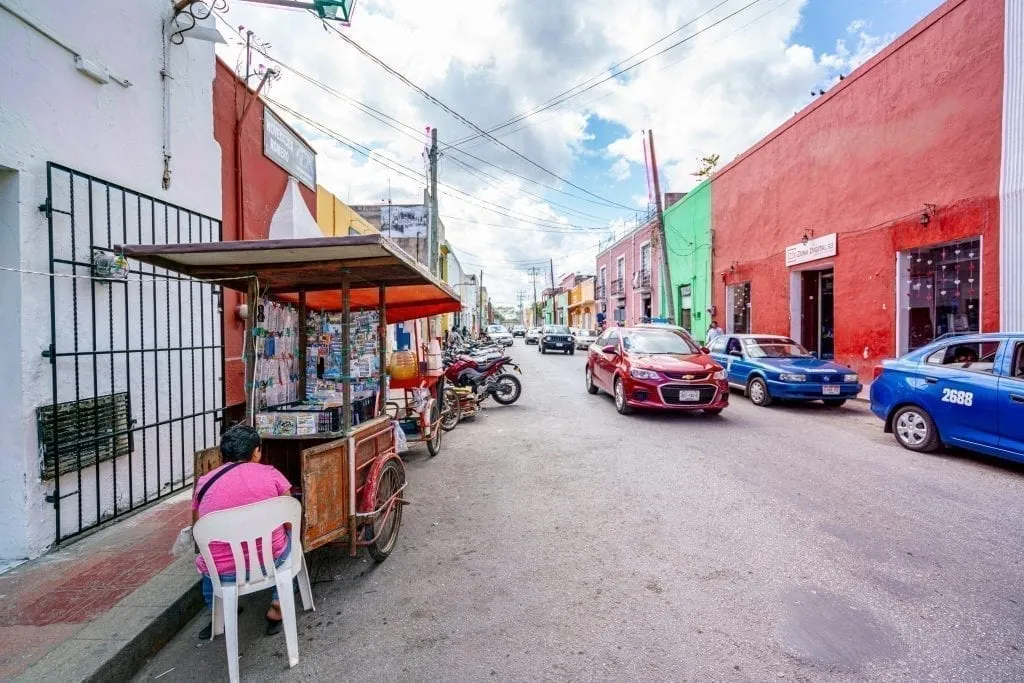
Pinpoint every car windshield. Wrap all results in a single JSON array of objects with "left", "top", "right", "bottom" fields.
[
  {"left": 743, "top": 337, "right": 813, "bottom": 358},
  {"left": 487, "top": 325, "right": 507, "bottom": 333},
  {"left": 545, "top": 326, "right": 571, "bottom": 334},
  {"left": 622, "top": 329, "right": 700, "bottom": 355}
]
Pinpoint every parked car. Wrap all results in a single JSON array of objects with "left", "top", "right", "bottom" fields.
[
  {"left": 585, "top": 325, "right": 728, "bottom": 415},
  {"left": 512, "top": 325, "right": 527, "bottom": 337},
  {"left": 574, "top": 328, "right": 599, "bottom": 350},
  {"left": 708, "top": 334, "right": 861, "bottom": 407},
  {"left": 539, "top": 325, "right": 575, "bottom": 354},
  {"left": 870, "top": 334, "right": 1024, "bottom": 461},
  {"left": 525, "top": 327, "right": 542, "bottom": 345},
  {"left": 485, "top": 324, "right": 514, "bottom": 346}
]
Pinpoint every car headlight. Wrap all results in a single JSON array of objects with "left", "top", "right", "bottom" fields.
[
  {"left": 542, "top": 336, "right": 549, "bottom": 342},
  {"left": 844, "top": 373, "right": 858, "bottom": 383},
  {"left": 630, "top": 368, "right": 660, "bottom": 380},
  {"left": 779, "top": 373, "right": 806, "bottom": 382},
  {"left": 712, "top": 369, "right": 727, "bottom": 381}
]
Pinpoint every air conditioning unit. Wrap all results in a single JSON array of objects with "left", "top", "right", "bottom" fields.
[{"left": 631, "top": 271, "right": 641, "bottom": 289}]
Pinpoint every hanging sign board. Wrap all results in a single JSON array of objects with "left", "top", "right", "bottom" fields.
[
  {"left": 786, "top": 233, "right": 837, "bottom": 267},
  {"left": 264, "top": 109, "right": 317, "bottom": 190}
]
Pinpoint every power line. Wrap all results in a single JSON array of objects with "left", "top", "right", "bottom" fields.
[
  {"left": 445, "top": 0, "right": 768, "bottom": 150},
  {"left": 314, "top": 17, "right": 636, "bottom": 211},
  {"left": 215, "top": 15, "right": 639, "bottom": 219},
  {"left": 452, "top": 0, "right": 797, "bottom": 150},
  {"left": 445, "top": 0, "right": 737, "bottom": 149},
  {"left": 265, "top": 98, "right": 615, "bottom": 233}
]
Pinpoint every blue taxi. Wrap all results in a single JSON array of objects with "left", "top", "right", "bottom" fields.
[
  {"left": 870, "top": 334, "right": 1024, "bottom": 462},
  {"left": 707, "top": 334, "right": 862, "bottom": 407}
]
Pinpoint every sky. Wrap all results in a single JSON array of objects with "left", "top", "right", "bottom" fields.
[{"left": 212, "top": 0, "right": 940, "bottom": 306}]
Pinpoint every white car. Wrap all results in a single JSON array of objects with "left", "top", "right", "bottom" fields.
[
  {"left": 525, "top": 327, "right": 542, "bottom": 345},
  {"left": 485, "top": 324, "right": 514, "bottom": 346},
  {"left": 574, "top": 328, "right": 599, "bottom": 350}
]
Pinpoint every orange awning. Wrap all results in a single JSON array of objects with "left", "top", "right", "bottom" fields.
[{"left": 118, "top": 234, "right": 460, "bottom": 324}]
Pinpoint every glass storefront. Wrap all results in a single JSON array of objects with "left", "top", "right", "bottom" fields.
[{"left": 901, "top": 238, "right": 980, "bottom": 352}]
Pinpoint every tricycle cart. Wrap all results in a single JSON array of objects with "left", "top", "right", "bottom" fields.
[
  {"left": 388, "top": 374, "right": 445, "bottom": 457},
  {"left": 119, "top": 235, "right": 461, "bottom": 560}
]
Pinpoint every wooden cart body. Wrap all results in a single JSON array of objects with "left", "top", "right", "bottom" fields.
[{"left": 121, "top": 235, "right": 460, "bottom": 554}]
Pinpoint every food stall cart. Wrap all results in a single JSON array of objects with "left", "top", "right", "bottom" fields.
[{"left": 118, "top": 234, "right": 461, "bottom": 559}]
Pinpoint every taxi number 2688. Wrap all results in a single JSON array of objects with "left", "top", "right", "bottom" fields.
[{"left": 941, "top": 388, "right": 974, "bottom": 407}]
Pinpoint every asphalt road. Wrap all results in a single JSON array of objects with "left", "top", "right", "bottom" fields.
[{"left": 136, "top": 342, "right": 1024, "bottom": 681}]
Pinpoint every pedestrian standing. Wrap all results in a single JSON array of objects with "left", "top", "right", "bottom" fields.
[{"left": 706, "top": 320, "right": 723, "bottom": 344}]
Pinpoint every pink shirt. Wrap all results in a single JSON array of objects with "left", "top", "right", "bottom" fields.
[{"left": 193, "top": 462, "right": 292, "bottom": 576}]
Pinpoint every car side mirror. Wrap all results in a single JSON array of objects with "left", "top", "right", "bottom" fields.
[{"left": 602, "top": 345, "right": 618, "bottom": 355}]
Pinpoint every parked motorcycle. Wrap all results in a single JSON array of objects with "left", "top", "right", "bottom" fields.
[{"left": 439, "top": 351, "right": 522, "bottom": 430}]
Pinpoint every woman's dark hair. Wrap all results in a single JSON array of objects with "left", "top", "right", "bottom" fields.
[{"left": 220, "top": 424, "right": 262, "bottom": 463}]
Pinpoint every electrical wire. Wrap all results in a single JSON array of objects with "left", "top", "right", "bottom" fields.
[
  {"left": 445, "top": 0, "right": 768, "bottom": 150},
  {"left": 314, "top": 17, "right": 636, "bottom": 212},
  {"left": 214, "top": 15, "right": 634, "bottom": 216},
  {"left": 265, "top": 97, "right": 618, "bottom": 234},
  {"left": 445, "top": 0, "right": 737, "bottom": 149}
]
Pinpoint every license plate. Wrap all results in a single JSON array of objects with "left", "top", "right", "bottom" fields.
[
  {"left": 552, "top": 343, "right": 563, "bottom": 347},
  {"left": 678, "top": 389, "right": 701, "bottom": 401},
  {"left": 822, "top": 385, "right": 841, "bottom": 395}
]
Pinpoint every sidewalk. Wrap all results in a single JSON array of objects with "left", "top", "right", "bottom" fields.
[{"left": 0, "top": 492, "right": 202, "bottom": 681}]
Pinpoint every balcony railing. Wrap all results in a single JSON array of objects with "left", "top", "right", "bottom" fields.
[
  {"left": 611, "top": 278, "right": 625, "bottom": 297},
  {"left": 635, "top": 270, "right": 652, "bottom": 290},
  {"left": 596, "top": 283, "right": 606, "bottom": 301}
]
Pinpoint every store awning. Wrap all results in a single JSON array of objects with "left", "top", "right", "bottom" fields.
[{"left": 118, "top": 234, "right": 461, "bottom": 324}]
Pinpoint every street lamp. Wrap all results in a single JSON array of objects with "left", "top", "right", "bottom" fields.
[{"left": 233, "top": 0, "right": 357, "bottom": 25}]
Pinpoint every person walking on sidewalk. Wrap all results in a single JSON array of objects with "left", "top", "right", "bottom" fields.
[{"left": 192, "top": 425, "right": 293, "bottom": 639}]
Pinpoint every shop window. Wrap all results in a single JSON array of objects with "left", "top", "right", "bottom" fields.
[
  {"left": 904, "top": 239, "right": 980, "bottom": 351},
  {"left": 727, "top": 283, "right": 751, "bottom": 334}
]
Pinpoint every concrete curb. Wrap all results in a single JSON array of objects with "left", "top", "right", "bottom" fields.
[{"left": 14, "top": 555, "right": 202, "bottom": 682}]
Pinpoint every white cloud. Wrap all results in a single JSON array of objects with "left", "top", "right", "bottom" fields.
[{"left": 213, "top": 0, "right": 900, "bottom": 304}]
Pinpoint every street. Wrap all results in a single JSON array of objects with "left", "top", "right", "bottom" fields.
[{"left": 137, "top": 344, "right": 1024, "bottom": 681}]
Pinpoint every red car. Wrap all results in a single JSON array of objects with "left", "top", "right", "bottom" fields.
[{"left": 585, "top": 325, "right": 729, "bottom": 415}]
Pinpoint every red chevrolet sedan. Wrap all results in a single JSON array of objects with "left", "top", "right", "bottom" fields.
[{"left": 585, "top": 325, "right": 729, "bottom": 415}]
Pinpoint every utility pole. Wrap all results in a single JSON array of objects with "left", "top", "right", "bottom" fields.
[
  {"left": 516, "top": 290, "right": 526, "bottom": 324},
  {"left": 478, "top": 270, "right": 484, "bottom": 331},
  {"left": 649, "top": 129, "right": 675, "bottom": 324},
  {"left": 549, "top": 259, "right": 558, "bottom": 324},
  {"left": 428, "top": 127, "right": 439, "bottom": 275}
]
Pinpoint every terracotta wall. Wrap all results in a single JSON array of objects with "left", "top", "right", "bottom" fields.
[
  {"left": 213, "top": 59, "right": 317, "bottom": 405},
  {"left": 711, "top": 0, "right": 1003, "bottom": 377}
]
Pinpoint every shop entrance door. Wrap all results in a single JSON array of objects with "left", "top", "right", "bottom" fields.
[{"left": 800, "top": 268, "right": 835, "bottom": 359}]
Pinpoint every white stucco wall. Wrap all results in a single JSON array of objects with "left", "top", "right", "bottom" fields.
[{"left": 0, "top": 0, "right": 222, "bottom": 559}]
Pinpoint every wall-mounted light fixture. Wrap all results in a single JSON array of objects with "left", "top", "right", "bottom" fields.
[
  {"left": 919, "top": 203, "right": 937, "bottom": 226},
  {"left": 801, "top": 229, "right": 814, "bottom": 246}
]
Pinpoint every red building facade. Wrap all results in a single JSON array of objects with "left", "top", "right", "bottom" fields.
[
  {"left": 712, "top": 0, "right": 1006, "bottom": 379},
  {"left": 595, "top": 219, "right": 662, "bottom": 327},
  {"left": 213, "top": 59, "right": 318, "bottom": 404}
]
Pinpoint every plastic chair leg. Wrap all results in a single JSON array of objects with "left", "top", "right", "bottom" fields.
[
  {"left": 296, "top": 557, "right": 315, "bottom": 612},
  {"left": 221, "top": 589, "right": 240, "bottom": 683},
  {"left": 211, "top": 593, "right": 224, "bottom": 638},
  {"left": 275, "top": 568, "right": 300, "bottom": 668}
]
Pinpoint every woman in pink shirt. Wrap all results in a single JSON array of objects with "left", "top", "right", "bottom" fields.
[{"left": 193, "top": 425, "right": 293, "bottom": 638}]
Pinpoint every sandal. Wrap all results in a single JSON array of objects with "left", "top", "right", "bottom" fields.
[{"left": 265, "top": 616, "right": 283, "bottom": 636}]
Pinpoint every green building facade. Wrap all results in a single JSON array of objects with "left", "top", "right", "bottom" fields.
[{"left": 664, "top": 180, "right": 713, "bottom": 343}]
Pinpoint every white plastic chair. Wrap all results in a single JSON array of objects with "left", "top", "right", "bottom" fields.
[{"left": 193, "top": 496, "right": 315, "bottom": 682}]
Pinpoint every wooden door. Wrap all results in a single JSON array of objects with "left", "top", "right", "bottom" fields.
[{"left": 300, "top": 438, "right": 350, "bottom": 551}]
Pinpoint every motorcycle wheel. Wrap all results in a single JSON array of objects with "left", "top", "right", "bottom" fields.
[
  {"left": 491, "top": 373, "right": 522, "bottom": 405},
  {"left": 440, "top": 387, "right": 461, "bottom": 431}
]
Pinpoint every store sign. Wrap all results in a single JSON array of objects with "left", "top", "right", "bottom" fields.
[
  {"left": 786, "top": 233, "right": 837, "bottom": 267},
  {"left": 264, "top": 109, "right": 316, "bottom": 189}
]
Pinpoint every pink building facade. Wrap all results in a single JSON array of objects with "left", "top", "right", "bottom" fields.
[{"left": 595, "top": 219, "right": 661, "bottom": 328}]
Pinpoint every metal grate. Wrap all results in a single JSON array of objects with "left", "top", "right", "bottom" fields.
[
  {"left": 44, "top": 162, "right": 224, "bottom": 544},
  {"left": 37, "top": 392, "right": 133, "bottom": 479}
]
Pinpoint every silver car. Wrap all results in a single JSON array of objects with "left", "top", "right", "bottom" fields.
[{"left": 574, "top": 328, "right": 599, "bottom": 350}]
